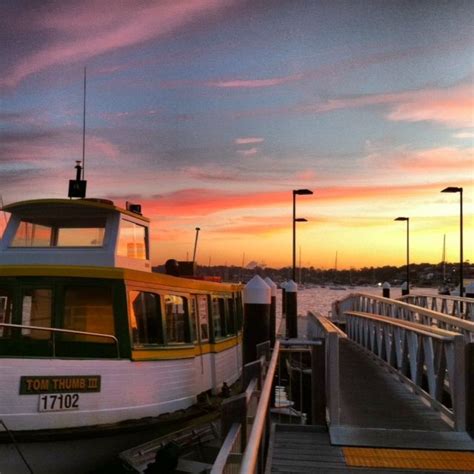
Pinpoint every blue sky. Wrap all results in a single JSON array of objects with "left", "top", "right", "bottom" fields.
[{"left": 1, "top": 1, "right": 472, "bottom": 268}]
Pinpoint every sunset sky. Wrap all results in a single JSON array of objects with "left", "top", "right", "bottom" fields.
[{"left": 1, "top": 1, "right": 473, "bottom": 269}]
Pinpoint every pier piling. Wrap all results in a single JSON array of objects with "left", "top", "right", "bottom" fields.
[
  {"left": 264, "top": 277, "right": 277, "bottom": 347},
  {"left": 286, "top": 280, "right": 298, "bottom": 338},
  {"left": 243, "top": 275, "right": 271, "bottom": 364}
]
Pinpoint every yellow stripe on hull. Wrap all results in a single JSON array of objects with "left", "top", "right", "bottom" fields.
[
  {"left": 131, "top": 335, "right": 242, "bottom": 361},
  {"left": 0, "top": 265, "right": 242, "bottom": 292}
]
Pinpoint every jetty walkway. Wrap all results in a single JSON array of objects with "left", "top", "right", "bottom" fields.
[{"left": 212, "top": 292, "right": 474, "bottom": 473}]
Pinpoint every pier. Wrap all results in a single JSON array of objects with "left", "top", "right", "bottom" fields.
[{"left": 210, "top": 292, "right": 474, "bottom": 473}]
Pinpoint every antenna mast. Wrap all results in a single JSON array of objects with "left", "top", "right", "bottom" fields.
[{"left": 82, "top": 67, "right": 87, "bottom": 180}]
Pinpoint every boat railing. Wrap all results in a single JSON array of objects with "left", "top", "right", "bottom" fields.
[
  {"left": 344, "top": 310, "right": 469, "bottom": 431},
  {"left": 0, "top": 322, "right": 121, "bottom": 358},
  {"left": 398, "top": 293, "right": 474, "bottom": 322},
  {"left": 334, "top": 293, "right": 474, "bottom": 342}
]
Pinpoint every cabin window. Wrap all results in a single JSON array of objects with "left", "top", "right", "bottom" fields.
[
  {"left": 0, "top": 289, "right": 13, "bottom": 338},
  {"left": 10, "top": 219, "right": 106, "bottom": 247},
  {"left": 56, "top": 227, "right": 105, "bottom": 247},
  {"left": 197, "top": 295, "right": 209, "bottom": 342},
  {"left": 226, "top": 298, "right": 236, "bottom": 335},
  {"left": 129, "top": 291, "right": 162, "bottom": 345},
  {"left": 117, "top": 220, "right": 148, "bottom": 259},
  {"left": 189, "top": 298, "right": 198, "bottom": 342},
  {"left": 164, "top": 295, "right": 187, "bottom": 343},
  {"left": 12, "top": 222, "right": 52, "bottom": 247},
  {"left": 61, "top": 286, "right": 115, "bottom": 343},
  {"left": 211, "top": 297, "right": 225, "bottom": 338},
  {"left": 21, "top": 289, "right": 52, "bottom": 339}
]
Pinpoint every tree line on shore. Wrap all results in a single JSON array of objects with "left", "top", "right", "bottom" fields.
[{"left": 154, "top": 261, "right": 473, "bottom": 286}]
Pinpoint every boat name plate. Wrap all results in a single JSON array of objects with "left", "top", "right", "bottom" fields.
[{"left": 19, "top": 375, "right": 101, "bottom": 394}]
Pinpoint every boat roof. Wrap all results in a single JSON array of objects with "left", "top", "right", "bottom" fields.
[{"left": 2, "top": 198, "right": 149, "bottom": 223}]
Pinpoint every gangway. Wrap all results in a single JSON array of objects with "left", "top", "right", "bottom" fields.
[{"left": 211, "top": 295, "right": 474, "bottom": 473}]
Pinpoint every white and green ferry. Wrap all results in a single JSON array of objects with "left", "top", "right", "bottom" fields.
[{"left": 0, "top": 197, "right": 243, "bottom": 437}]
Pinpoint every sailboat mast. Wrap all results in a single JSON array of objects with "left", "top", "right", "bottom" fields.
[{"left": 442, "top": 234, "right": 446, "bottom": 281}]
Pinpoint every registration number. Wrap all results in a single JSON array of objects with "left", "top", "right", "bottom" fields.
[{"left": 38, "top": 393, "right": 79, "bottom": 412}]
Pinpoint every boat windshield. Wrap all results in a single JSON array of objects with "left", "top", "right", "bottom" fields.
[{"left": 10, "top": 218, "right": 106, "bottom": 247}]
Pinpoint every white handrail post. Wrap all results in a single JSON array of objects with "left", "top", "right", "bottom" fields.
[{"left": 452, "top": 334, "right": 467, "bottom": 431}]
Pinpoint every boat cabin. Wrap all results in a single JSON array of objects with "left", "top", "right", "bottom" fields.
[{"left": 0, "top": 198, "right": 151, "bottom": 272}]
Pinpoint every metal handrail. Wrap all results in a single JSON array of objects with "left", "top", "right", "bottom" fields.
[
  {"left": 0, "top": 322, "right": 120, "bottom": 358},
  {"left": 341, "top": 293, "right": 474, "bottom": 335},
  {"left": 240, "top": 340, "right": 280, "bottom": 473},
  {"left": 345, "top": 311, "right": 459, "bottom": 341}
]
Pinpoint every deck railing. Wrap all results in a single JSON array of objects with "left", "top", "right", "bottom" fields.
[
  {"left": 398, "top": 294, "right": 474, "bottom": 322},
  {"left": 306, "top": 311, "right": 346, "bottom": 426},
  {"left": 344, "top": 310, "right": 468, "bottom": 431},
  {"left": 213, "top": 338, "right": 326, "bottom": 474},
  {"left": 0, "top": 322, "right": 121, "bottom": 358},
  {"left": 332, "top": 293, "right": 474, "bottom": 342}
]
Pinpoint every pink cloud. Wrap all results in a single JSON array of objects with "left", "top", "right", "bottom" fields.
[
  {"left": 237, "top": 147, "right": 258, "bottom": 156},
  {"left": 295, "top": 169, "right": 317, "bottom": 181},
  {"left": 362, "top": 145, "right": 473, "bottom": 177},
  {"left": 208, "top": 74, "right": 303, "bottom": 89},
  {"left": 386, "top": 83, "right": 474, "bottom": 128},
  {"left": 234, "top": 137, "right": 264, "bottom": 145},
  {"left": 2, "top": 0, "right": 236, "bottom": 88}
]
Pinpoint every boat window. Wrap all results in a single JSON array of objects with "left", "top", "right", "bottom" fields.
[
  {"left": 189, "top": 298, "right": 198, "bottom": 342},
  {"left": 0, "top": 289, "right": 13, "bottom": 338},
  {"left": 129, "top": 291, "right": 162, "bottom": 345},
  {"left": 21, "top": 289, "right": 52, "bottom": 339},
  {"left": 197, "top": 295, "right": 209, "bottom": 342},
  {"left": 12, "top": 222, "right": 52, "bottom": 247},
  {"left": 10, "top": 219, "right": 106, "bottom": 247},
  {"left": 57, "top": 227, "right": 105, "bottom": 246},
  {"left": 117, "top": 220, "right": 148, "bottom": 259},
  {"left": 62, "top": 286, "right": 115, "bottom": 343},
  {"left": 226, "top": 298, "right": 236, "bottom": 335},
  {"left": 211, "top": 297, "right": 225, "bottom": 338},
  {"left": 164, "top": 295, "right": 187, "bottom": 343}
]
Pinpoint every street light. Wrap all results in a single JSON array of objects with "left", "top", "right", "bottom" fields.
[
  {"left": 394, "top": 217, "right": 410, "bottom": 295},
  {"left": 292, "top": 189, "right": 313, "bottom": 281},
  {"left": 441, "top": 187, "right": 463, "bottom": 297}
]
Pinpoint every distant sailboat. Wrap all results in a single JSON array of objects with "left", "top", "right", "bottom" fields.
[
  {"left": 438, "top": 234, "right": 450, "bottom": 295},
  {"left": 330, "top": 251, "right": 347, "bottom": 290}
]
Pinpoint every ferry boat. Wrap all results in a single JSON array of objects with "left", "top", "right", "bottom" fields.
[{"left": 0, "top": 188, "right": 243, "bottom": 437}]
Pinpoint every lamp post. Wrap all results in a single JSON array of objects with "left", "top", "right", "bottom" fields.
[
  {"left": 394, "top": 217, "right": 410, "bottom": 295},
  {"left": 292, "top": 189, "right": 313, "bottom": 281},
  {"left": 441, "top": 187, "right": 463, "bottom": 297}
]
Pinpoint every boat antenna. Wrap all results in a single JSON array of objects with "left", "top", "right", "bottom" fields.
[
  {"left": 192, "top": 227, "right": 200, "bottom": 264},
  {"left": 82, "top": 66, "right": 87, "bottom": 180}
]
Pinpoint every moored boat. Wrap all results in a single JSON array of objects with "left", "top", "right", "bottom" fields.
[{"left": 0, "top": 192, "right": 243, "bottom": 438}]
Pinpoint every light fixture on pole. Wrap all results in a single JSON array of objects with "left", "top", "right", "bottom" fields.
[
  {"left": 394, "top": 217, "right": 410, "bottom": 295},
  {"left": 292, "top": 189, "right": 313, "bottom": 281},
  {"left": 441, "top": 187, "right": 463, "bottom": 297}
]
